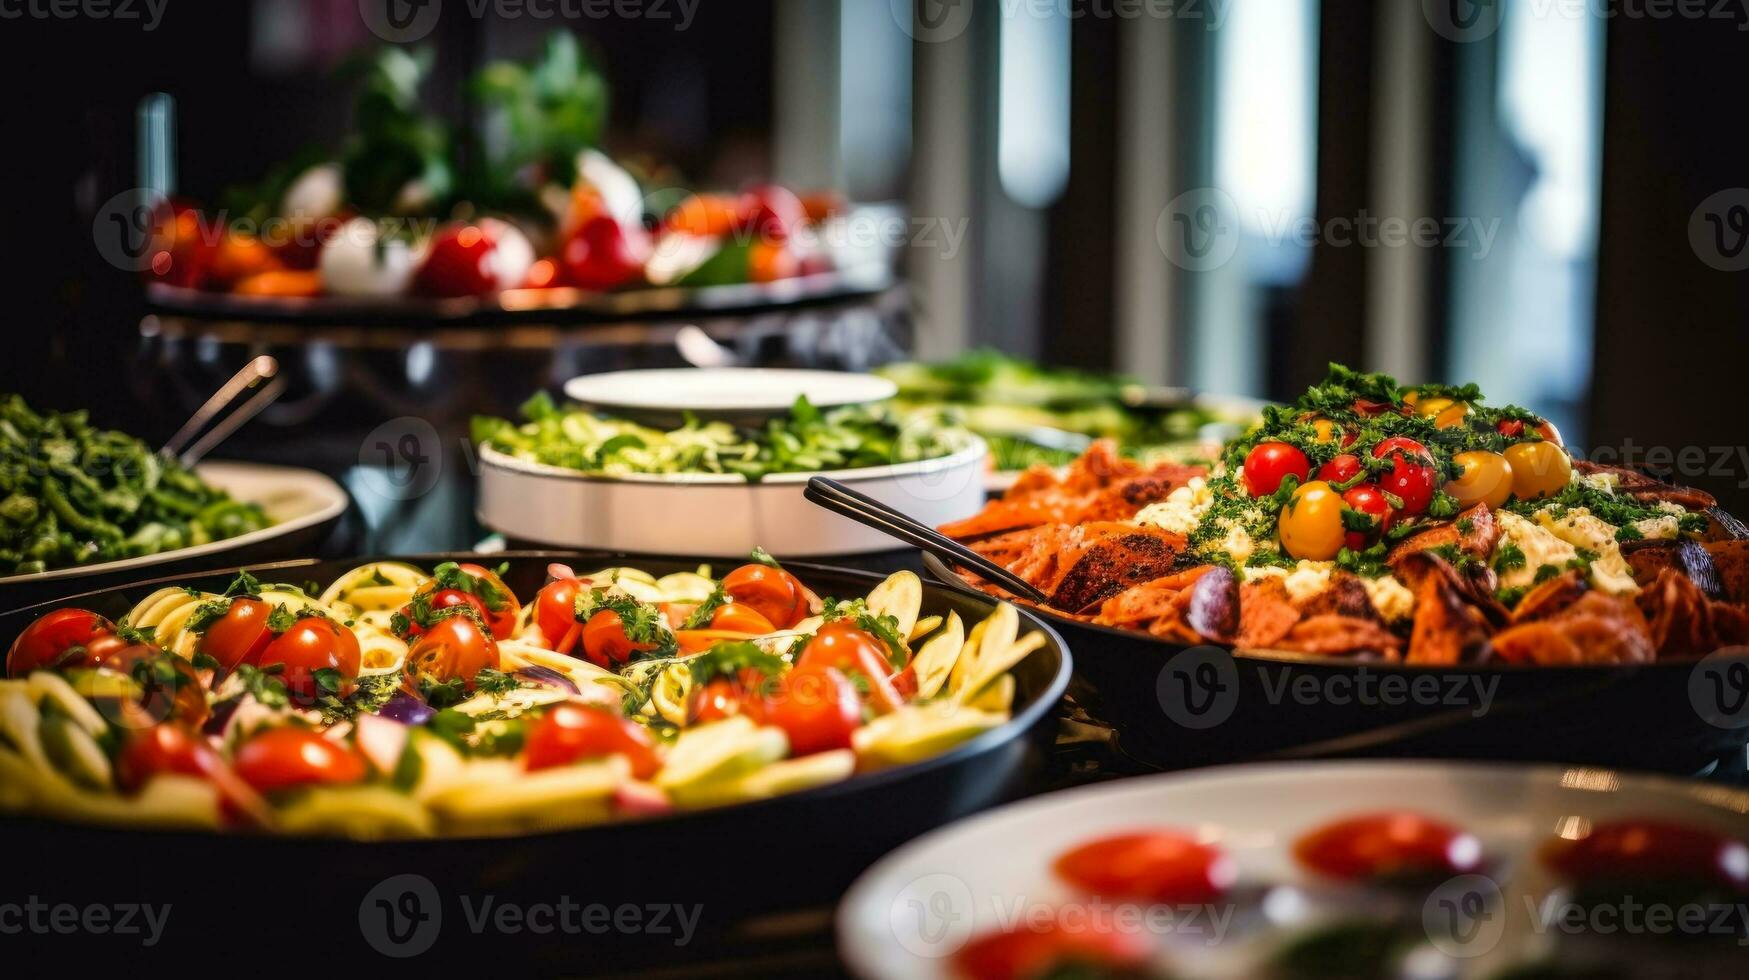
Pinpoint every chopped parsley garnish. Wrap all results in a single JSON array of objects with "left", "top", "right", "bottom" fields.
[
  {"left": 430, "top": 561, "right": 511, "bottom": 612},
  {"left": 1493, "top": 541, "right": 1526, "bottom": 572},
  {"left": 821, "top": 597, "right": 910, "bottom": 668},
  {"left": 681, "top": 584, "right": 730, "bottom": 630},
  {"left": 314, "top": 672, "right": 400, "bottom": 724},
  {"left": 687, "top": 641, "right": 787, "bottom": 693},
  {"left": 575, "top": 588, "right": 675, "bottom": 658}
]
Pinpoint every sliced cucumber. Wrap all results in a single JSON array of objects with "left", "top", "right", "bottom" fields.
[
  {"left": 28, "top": 672, "right": 107, "bottom": 736},
  {"left": 39, "top": 713, "right": 111, "bottom": 790},
  {"left": 276, "top": 786, "right": 435, "bottom": 839},
  {"left": 910, "top": 611, "right": 965, "bottom": 700},
  {"left": 668, "top": 749, "right": 855, "bottom": 808},
  {"left": 853, "top": 703, "right": 1007, "bottom": 768},
  {"left": 866, "top": 571, "right": 923, "bottom": 642},
  {"left": 655, "top": 717, "right": 788, "bottom": 791},
  {"left": 428, "top": 757, "right": 628, "bottom": 832}
]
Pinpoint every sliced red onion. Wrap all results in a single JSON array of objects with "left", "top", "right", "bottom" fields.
[
  {"left": 378, "top": 692, "right": 435, "bottom": 726},
  {"left": 516, "top": 665, "right": 579, "bottom": 695}
]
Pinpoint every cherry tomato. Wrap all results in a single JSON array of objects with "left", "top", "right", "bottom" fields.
[
  {"left": 737, "top": 185, "right": 807, "bottom": 243},
  {"left": 1310, "top": 418, "right": 1341, "bottom": 444},
  {"left": 115, "top": 723, "right": 272, "bottom": 826},
  {"left": 953, "top": 918, "right": 1152, "bottom": 980},
  {"left": 1538, "top": 420, "right": 1563, "bottom": 447},
  {"left": 1243, "top": 441, "right": 1311, "bottom": 497},
  {"left": 1414, "top": 396, "right": 1455, "bottom": 419},
  {"left": 233, "top": 726, "right": 366, "bottom": 794},
  {"left": 232, "top": 269, "right": 322, "bottom": 297},
  {"left": 748, "top": 241, "right": 798, "bottom": 282},
  {"left": 1446, "top": 450, "right": 1514, "bottom": 510},
  {"left": 1433, "top": 402, "right": 1470, "bottom": 429},
  {"left": 1278, "top": 481, "right": 1347, "bottom": 561},
  {"left": 762, "top": 665, "right": 861, "bottom": 756},
  {"left": 561, "top": 214, "right": 647, "bottom": 291},
  {"left": 415, "top": 224, "right": 499, "bottom": 297},
  {"left": 722, "top": 563, "right": 810, "bottom": 629},
  {"left": 6, "top": 608, "right": 115, "bottom": 675},
  {"left": 534, "top": 577, "right": 584, "bottom": 647},
  {"left": 691, "top": 677, "right": 757, "bottom": 725},
  {"left": 1295, "top": 811, "right": 1484, "bottom": 881},
  {"left": 455, "top": 563, "right": 521, "bottom": 639},
  {"left": 581, "top": 609, "right": 659, "bottom": 667},
  {"left": 524, "top": 703, "right": 660, "bottom": 778},
  {"left": 1503, "top": 440, "right": 1572, "bottom": 501},
  {"left": 1542, "top": 819, "right": 1749, "bottom": 890},
  {"left": 797, "top": 621, "right": 903, "bottom": 712},
  {"left": 1341, "top": 483, "right": 1394, "bottom": 552},
  {"left": 665, "top": 193, "right": 742, "bottom": 237},
  {"left": 522, "top": 256, "right": 564, "bottom": 289},
  {"left": 1317, "top": 453, "right": 1364, "bottom": 486},
  {"left": 256, "top": 617, "right": 362, "bottom": 704},
  {"left": 197, "top": 598, "right": 274, "bottom": 673},
  {"left": 406, "top": 615, "right": 499, "bottom": 691},
  {"left": 207, "top": 232, "right": 282, "bottom": 287},
  {"left": 709, "top": 602, "right": 778, "bottom": 635},
  {"left": 99, "top": 644, "right": 209, "bottom": 728},
  {"left": 1371, "top": 437, "right": 1437, "bottom": 515},
  {"left": 1054, "top": 830, "right": 1238, "bottom": 904},
  {"left": 1496, "top": 418, "right": 1525, "bottom": 438},
  {"left": 144, "top": 200, "right": 219, "bottom": 288},
  {"left": 115, "top": 723, "right": 209, "bottom": 792},
  {"left": 398, "top": 588, "right": 490, "bottom": 640}
]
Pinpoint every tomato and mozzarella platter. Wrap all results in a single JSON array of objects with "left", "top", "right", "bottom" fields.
[
  {"left": 943, "top": 365, "right": 1749, "bottom": 665},
  {"left": 0, "top": 555, "right": 1039, "bottom": 838}
]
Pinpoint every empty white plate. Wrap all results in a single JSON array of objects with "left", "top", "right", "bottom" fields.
[{"left": 562, "top": 368, "right": 898, "bottom": 425}]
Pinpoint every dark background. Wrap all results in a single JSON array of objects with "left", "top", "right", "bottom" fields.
[{"left": 3, "top": 1, "right": 1748, "bottom": 510}]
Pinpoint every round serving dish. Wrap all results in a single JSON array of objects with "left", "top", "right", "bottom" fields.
[
  {"left": 921, "top": 552, "right": 1749, "bottom": 774},
  {"left": 0, "top": 461, "right": 348, "bottom": 606},
  {"left": 145, "top": 261, "right": 895, "bottom": 327},
  {"left": 839, "top": 760, "right": 1749, "bottom": 980},
  {"left": 0, "top": 551, "right": 1070, "bottom": 972},
  {"left": 477, "top": 438, "right": 989, "bottom": 557}
]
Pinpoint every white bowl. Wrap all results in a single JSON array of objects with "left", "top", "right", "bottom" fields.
[{"left": 475, "top": 438, "right": 988, "bottom": 557}]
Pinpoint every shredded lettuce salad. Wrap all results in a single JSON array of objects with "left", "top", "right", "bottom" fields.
[{"left": 472, "top": 392, "right": 975, "bottom": 480}]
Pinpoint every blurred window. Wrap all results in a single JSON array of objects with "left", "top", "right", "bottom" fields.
[{"left": 1447, "top": 7, "right": 1605, "bottom": 443}]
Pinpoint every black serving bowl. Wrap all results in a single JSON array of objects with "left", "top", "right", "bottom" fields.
[
  {"left": 922, "top": 552, "right": 1749, "bottom": 775},
  {"left": 0, "top": 551, "right": 1070, "bottom": 973}
]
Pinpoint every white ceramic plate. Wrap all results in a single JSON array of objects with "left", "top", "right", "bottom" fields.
[
  {"left": 475, "top": 438, "right": 988, "bottom": 557},
  {"left": 839, "top": 761, "right": 1749, "bottom": 979},
  {"left": 563, "top": 368, "right": 899, "bottom": 422},
  {"left": 0, "top": 461, "right": 348, "bottom": 590}
]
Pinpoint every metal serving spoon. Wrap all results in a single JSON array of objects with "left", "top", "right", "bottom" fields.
[
  {"left": 802, "top": 476, "right": 1050, "bottom": 605},
  {"left": 159, "top": 355, "right": 286, "bottom": 467}
]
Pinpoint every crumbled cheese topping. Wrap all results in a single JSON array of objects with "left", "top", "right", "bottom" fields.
[{"left": 1135, "top": 477, "right": 1212, "bottom": 536}]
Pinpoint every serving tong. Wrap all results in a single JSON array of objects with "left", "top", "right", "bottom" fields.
[
  {"left": 802, "top": 476, "right": 1050, "bottom": 604},
  {"left": 159, "top": 355, "right": 285, "bottom": 468}
]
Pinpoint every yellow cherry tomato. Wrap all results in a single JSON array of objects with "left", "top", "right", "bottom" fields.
[
  {"left": 1311, "top": 418, "right": 1340, "bottom": 444},
  {"left": 1402, "top": 391, "right": 1422, "bottom": 409},
  {"left": 1278, "top": 481, "right": 1347, "bottom": 561},
  {"left": 1445, "top": 450, "right": 1514, "bottom": 509},
  {"left": 1433, "top": 403, "right": 1470, "bottom": 429},
  {"left": 1415, "top": 396, "right": 1454, "bottom": 418},
  {"left": 1502, "top": 441, "right": 1572, "bottom": 500}
]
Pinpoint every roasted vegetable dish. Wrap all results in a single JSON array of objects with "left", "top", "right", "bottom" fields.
[
  {"left": 944, "top": 365, "right": 1749, "bottom": 665},
  {"left": 473, "top": 393, "right": 975, "bottom": 480},
  {"left": 0, "top": 395, "right": 270, "bottom": 576},
  {"left": 0, "top": 554, "right": 1037, "bottom": 837}
]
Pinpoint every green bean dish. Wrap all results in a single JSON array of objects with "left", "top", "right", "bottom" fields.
[{"left": 0, "top": 395, "right": 271, "bottom": 575}]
